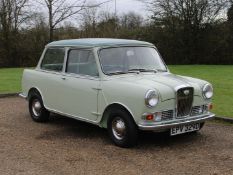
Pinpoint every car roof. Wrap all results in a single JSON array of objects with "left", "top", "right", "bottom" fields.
[{"left": 46, "top": 38, "right": 154, "bottom": 47}]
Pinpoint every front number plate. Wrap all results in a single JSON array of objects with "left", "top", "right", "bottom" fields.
[{"left": 170, "top": 123, "right": 200, "bottom": 136}]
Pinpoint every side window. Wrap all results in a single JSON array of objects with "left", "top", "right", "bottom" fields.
[
  {"left": 66, "top": 50, "right": 99, "bottom": 77},
  {"left": 41, "top": 48, "right": 65, "bottom": 72}
]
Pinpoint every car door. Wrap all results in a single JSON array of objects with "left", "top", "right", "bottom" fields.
[
  {"left": 39, "top": 47, "right": 66, "bottom": 111},
  {"left": 59, "top": 48, "right": 100, "bottom": 122}
]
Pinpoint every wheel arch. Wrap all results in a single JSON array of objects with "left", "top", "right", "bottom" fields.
[
  {"left": 27, "top": 87, "right": 44, "bottom": 101},
  {"left": 99, "top": 103, "right": 136, "bottom": 129}
]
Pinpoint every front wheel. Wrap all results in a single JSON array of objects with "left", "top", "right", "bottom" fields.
[
  {"left": 29, "top": 94, "right": 50, "bottom": 122},
  {"left": 107, "top": 109, "right": 138, "bottom": 148}
]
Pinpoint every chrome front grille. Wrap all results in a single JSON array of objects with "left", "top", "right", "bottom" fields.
[
  {"left": 191, "top": 106, "right": 203, "bottom": 116},
  {"left": 191, "top": 105, "right": 208, "bottom": 116},
  {"left": 162, "top": 110, "right": 174, "bottom": 120},
  {"left": 177, "top": 87, "right": 194, "bottom": 118}
]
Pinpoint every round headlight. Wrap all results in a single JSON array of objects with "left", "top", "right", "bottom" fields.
[
  {"left": 145, "top": 90, "right": 159, "bottom": 108},
  {"left": 203, "top": 84, "right": 213, "bottom": 99}
]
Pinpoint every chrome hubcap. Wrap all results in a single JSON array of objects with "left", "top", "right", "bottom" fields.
[
  {"left": 32, "top": 99, "right": 42, "bottom": 117},
  {"left": 112, "top": 117, "right": 126, "bottom": 140}
]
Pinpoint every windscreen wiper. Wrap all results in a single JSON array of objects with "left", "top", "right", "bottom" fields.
[
  {"left": 106, "top": 71, "right": 128, "bottom": 76},
  {"left": 128, "top": 68, "right": 157, "bottom": 73},
  {"left": 107, "top": 69, "right": 158, "bottom": 76},
  {"left": 107, "top": 70, "right": 144, "bottom": 75}
]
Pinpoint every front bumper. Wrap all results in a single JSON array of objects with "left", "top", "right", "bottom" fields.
[{"left": 138, "top": 113, "right": 215, "bottom": 131}]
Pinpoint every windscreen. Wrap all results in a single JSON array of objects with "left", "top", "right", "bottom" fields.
[{"left": 99, "top": 47, "right": 167, "bottom": 75}]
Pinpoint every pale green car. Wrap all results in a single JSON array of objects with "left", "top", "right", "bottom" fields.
[{"left": 20, "top": 38, "right": 215, "bottom": 147}]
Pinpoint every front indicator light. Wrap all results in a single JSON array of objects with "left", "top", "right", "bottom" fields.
[
  {"left": 144, "top": 112, "right": 162, "bottom": 122},
  {"left": 208, "top": 103, "right": 213, "bottom": 110},
  {"left": 146, "top": 114, "right": 154, "bottom": 121}
]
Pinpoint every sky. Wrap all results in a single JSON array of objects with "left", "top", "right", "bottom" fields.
[
  {"left": 29, "top": 0, "right": 150, "bottom": 28},
  {"left": 97, "top": 0, "right": 148, "bottom": 17}
]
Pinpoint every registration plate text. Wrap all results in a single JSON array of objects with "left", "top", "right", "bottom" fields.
[{"left": 170, "top": 123, "right": 200, "bottom": 136}]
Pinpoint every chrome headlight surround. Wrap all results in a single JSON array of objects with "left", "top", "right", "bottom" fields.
[
  {"left": 145, "top": 90, "right": 159, "bottom": 108},
  {"left": 202, "top": 84, "right": 213, "bottom": 99}
]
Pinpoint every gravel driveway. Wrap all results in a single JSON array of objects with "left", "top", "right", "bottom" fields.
[{"left": 0, "top": 97, "right": 233, "bottom": 175}]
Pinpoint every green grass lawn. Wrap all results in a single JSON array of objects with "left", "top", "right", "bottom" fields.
[
  {"left": 0, "top": 68, "right": 24, "bottom": 93},
  {"left": 169, "top": 65, "right": 233, "bottom": 117},
  {"left": 0, "top": 65, "right": 232, "bottom": 117}
]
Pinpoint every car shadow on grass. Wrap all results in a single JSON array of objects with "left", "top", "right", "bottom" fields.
[{"left": 36, "top": 113, "right": 205, "bottom": 148}]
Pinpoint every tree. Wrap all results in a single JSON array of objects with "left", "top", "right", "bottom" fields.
[
  {"left": 120, "top": 12, "right": 143, "bottom": 30},
  {"left": 97, "top": 11, "right": 119, "bottom": 38},
  {"left": 227, "top": 1, "right": 233, "bottom": 63},
  {"left": 39, "top": 0, "right": 110, "bottom": 41},
  {"left": 140, "top": 0, "right": 228, "bottom": 64},
  {"left": 80, "top": 3, "right": 99, "bottom": 38},
  {"left": 20, "top": 13, "right": 49, "bottom": 66},
  {"left": 141, "top": 0, "right": 227, "bottom": 23},
  {"left": 0, "top": 0, "right": 30, "bottom": 67},
  {"left": 228, "top": 2, "right": 233, "bottom": 24}
]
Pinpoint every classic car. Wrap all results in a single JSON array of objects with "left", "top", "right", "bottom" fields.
[{"left": 20, "top": 38, "right": 215, "bottom": 147}]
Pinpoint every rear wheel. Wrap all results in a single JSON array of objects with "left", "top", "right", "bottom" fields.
[
  {"left": 107, "top": 109, "right": 138, "bottom": 148},
  {"left": 29, "top": 93, "right": 50, "bottom": 122}
]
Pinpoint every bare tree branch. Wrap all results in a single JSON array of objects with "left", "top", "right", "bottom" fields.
[{"left": 40, "top": 0, "right": 112, "bottom": 41}]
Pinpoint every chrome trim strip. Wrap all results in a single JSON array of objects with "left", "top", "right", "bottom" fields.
[
  {"left": 91, "top": 112, "right": 101, "bottom": 116},
  {"left": 47, "top": 108, "right": 99, "bottom": 125},
  {"left": 62, "top": 72, "right": 100, "bottom": 80},
  {"left": 36, "top": 69, "right": 63, "bottom": 75},
  {"left": 19, "top": 93, "right": 27, "bottom": 98},
  {"left": 36, "top": 69, "right": 100, "bottom": 81},
  {"left": 138, "top": 114, "right": 215, "bottom": 131}
]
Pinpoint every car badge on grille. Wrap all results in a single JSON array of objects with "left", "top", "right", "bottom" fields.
[{"left": 183, "top": 90, "right": 190, "bottom": 95}]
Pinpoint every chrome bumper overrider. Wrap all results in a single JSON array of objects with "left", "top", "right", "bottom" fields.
[{"left": 138, "top": 113, "right": 215, "bottom": 131}]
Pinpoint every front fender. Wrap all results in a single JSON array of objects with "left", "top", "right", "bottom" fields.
[{"left": 97, "top": 79, "right": 158, "bottom": 125}]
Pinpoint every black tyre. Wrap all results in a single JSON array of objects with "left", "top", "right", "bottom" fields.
[
  {"left": 107, "top": 109, "right": 138, "bottom": 148},
  {"left": 29, "top": 93, "right": 50, "bottom": 122}
]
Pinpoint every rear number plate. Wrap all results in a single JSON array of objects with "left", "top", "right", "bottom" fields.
[{"left": 170, "top": 123, "right": 200, "bottom": 136}]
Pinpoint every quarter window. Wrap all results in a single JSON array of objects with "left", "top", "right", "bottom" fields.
[
  {"left": 66, "top": 50, "right": 99, "bottom": 77},
  {"left": 41, "top": 48, "right": 65, "bottom": 72}
]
